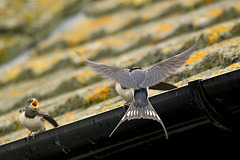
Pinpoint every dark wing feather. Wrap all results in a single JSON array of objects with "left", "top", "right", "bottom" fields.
[
  {"left": 19, "top": 108, "right": 25, "bottom": 113},
  {"left": 141, "top": 43, "right": 197, "bottom": 88},
  {"left": 85, "top": 59, "right": 138, "bottom": 89},
  {"left": 149, "top": 82, "right": 177, "bottom": 90},
  {"left": 39, "top": 111, "right": 58, "bottom": 127}
]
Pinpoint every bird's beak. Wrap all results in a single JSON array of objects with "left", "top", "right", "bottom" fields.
[
  {"left": 125, "top": 69, "right": 130, "bottom": 72},
  {"left": 31, "top": 100, "right": 38, "bottom": 108}
]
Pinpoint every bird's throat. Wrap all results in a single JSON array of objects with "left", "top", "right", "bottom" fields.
[{"left": 25, "top": 109, "right": 38, "bottom": 118}]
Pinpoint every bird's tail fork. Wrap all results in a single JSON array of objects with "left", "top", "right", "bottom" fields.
[{"left": 109, "top": 100, "right": 168, "bottom": 139}]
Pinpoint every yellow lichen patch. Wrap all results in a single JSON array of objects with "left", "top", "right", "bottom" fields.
[
  {"left": 103, "top": 37, "right": 126, "bottom": 47},
  {"left": 133, "top": 0, "right": 143, "bottom": 6},
  {"left": 211, "top": 69, "right": 223, "bottom": 76},
  {"left": 57, "top": 111, "right": 79, "bottom": 125},
  {"left": 206, "top": 24, "right": 234, "bottom": 45},
  {"left": 37, "top": 39, "right": 53, "bottom": 50},
  {"left": 66, "top": 112, "right": 74, "bottom": 117},
  {"left": 172, "top": 13, "right": 180, "bottom": 18},
  {"left": 8, "top": 90, "right": 25, "bottom": 98},
  {"left": 87, "top": 85, "right": 110, "bottom": 105},
  {"left": 201, "top": 0, "right": 213, "bottom": 4},
  {"left": 36, "top": 0, "right": 67, "bottom": 15},
  {"left": 233, "top": 2, "right": 240, "bottom": 14},
  {"left": 206, "top": 8, "right": 223, "bottom": 17},
  {"left": 29, "top": 60, "right": 51, "bottom": 75},
  {"left": 121, "top": 0, "right": 151, "bottom": 7},
  {"left": 194, "top": 76, "right": 207, "bottom": 80},
  {"left": 113, "top": 39, "right": 125, "bottom": 47},
  {"left": 65, "top": 32, "right": 87, "bottom": 46},
  {"left": 1, "top": 66, "right": 21, "bottom": 83},
  {"left": 88, "top": 16, "right": 116, "bottom": 30},
  {"left": 141, "top": 14, "right": 150, "bottom": 21},
  {"left": 29, "top": 54, "right": 62, "bottom": 75},
  {"left": 123, "top": 32, "right": 140, "bottom": 41},
  {"left": 12, "top": 122, "right": 22, "bottom": 131},
  {"left": 175, "top": 81, "right": 185, "bottom": 87},
  {"left": 106, "top": 37, "right": 125, "bottom": 47},
  {"left": 65, "top": 117, "right": 78, "bottom": 124},
  {"left": 133, "top": 0, "right": 151, "bottom": 7},
  {"left": 121, "top": 0, "right": 131, "bottom": 5},
  {"left": 186, "top": 50, "right": 208, "bottom": 64},
  {"left": 76, "top": 70, "right": 96, "bottom": 85},
  {"left": 183, "top": 0, "right": 199, "bottom": 8},
  {"left": 45, "top": 122, "right": 55, "bottom": 130},
  {"left": 101, "top": 101, "right": 124, "bottom": 112},
  {"left": 214, "top": 37, "right": 240, "bottom": 49},
  {"left": 212, "top": 63, "right": 240, "bottom": 76},
  {"left": 66, "top": 16, "right": 116, "bottom": 46},
  {"left": 226, "top": 63, "right": 240, "bottom": 71},
  {"left": 162, "top": 46, "right": 174, "bottom": 53},
  {"left": 155, "top": 23, "right": 174, "bottom": 32},
  {"left": 38, "top": 0, "right": 55, "bottom": 6}
]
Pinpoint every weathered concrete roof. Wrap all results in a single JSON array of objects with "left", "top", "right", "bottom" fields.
[{"left": 0, "top": 0, "right": 240, "bottom": 144}]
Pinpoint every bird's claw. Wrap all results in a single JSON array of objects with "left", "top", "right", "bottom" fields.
[
  {"left": 26, "top": 132, "right": 32, "bottom": 141},
  {"left": 26, "top": 131, "right": 39, "bottom": 141},
  {"left": 26, "top": 136, "right": 30, "bottom": 141}
]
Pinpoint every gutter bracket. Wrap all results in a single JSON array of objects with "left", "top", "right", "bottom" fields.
[{"left": 188, "top": 79, "right": 239, "bottom": 132}]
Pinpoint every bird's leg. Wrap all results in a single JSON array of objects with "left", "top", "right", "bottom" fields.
[
  {"left": 32, "top": 133, "right": 37, "bottom": 139},
  {"left": 26, "top": 132, "right": 32, "bottom": 141},
  {"left": 123, "top": 102, "right": 131, "bottom": 111},
  {"left": 32, "top": 130, "right": 42, "bottom": 139}
]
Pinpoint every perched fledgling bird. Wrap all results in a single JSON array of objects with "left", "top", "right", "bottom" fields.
[
  {"left": 19, "top": 98, "right": 58, "bottom": 140},
  {"left": 115, "top": 67, "right": 177, "bottom": 107},
  {"left": 84, "top": 43, "right": 197, "bottom": 139}
]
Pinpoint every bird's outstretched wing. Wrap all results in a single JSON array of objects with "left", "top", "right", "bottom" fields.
[
  {"left": 141, "top": 43, "right": 198, "bottom": 88},
  {"left": 39, "top": 111, "right": 58, "bottom": 127},
  {"left": 85, "top": 59, "right": 138, "bottom": 89}
]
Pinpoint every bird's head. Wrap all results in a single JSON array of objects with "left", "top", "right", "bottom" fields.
[
  {"left": 26, "top": 98, "right": 39, "bottom": 110},
  {"left": 130, "top": 66, "right": 142, "bottom": 72}
]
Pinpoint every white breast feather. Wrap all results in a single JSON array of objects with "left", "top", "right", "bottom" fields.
[
  {"left": 19, "top": 112, "right": 45, "bottom": 132},
  {"left": 115, "top": 83, "right": 133, "bottom": 102}
]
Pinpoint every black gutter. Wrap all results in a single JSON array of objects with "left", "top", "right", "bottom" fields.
[{"left": 1, "top": 69, "right": 240, "bottom": 160}]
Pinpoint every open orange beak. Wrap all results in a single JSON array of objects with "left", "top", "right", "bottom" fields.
[{"left": 31, "top": 100, "right": 38, "bottom": 108}]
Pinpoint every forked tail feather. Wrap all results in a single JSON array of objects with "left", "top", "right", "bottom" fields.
[{"left": 109, "top": 99, "right": 168, "bottom": 139}]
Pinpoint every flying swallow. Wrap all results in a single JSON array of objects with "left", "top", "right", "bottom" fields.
[{"left": 84, "top": 43, "right": 197, "bottom": 138}]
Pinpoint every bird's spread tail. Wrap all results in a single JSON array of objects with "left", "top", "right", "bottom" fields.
[{"left": 109, "top": 99, "right": 168, "bottom": 139}]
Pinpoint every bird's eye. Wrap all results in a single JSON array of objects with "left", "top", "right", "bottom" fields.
[{"left": 125, "top": 69, "right": 130, "bottom": 72}]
